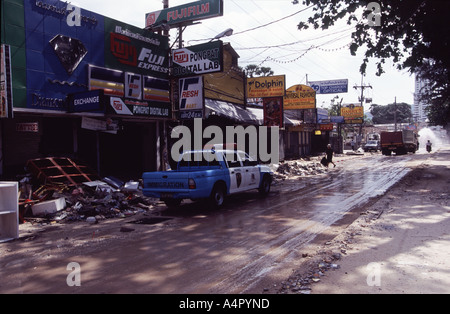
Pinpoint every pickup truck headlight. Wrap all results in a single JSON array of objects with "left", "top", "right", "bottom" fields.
[{"left": 188, "top": 178, "right": 196, "bottom": 189}]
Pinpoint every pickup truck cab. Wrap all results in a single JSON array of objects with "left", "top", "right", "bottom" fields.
[{"left": 142, "top": 149, "right": 273, "bottom": 208}]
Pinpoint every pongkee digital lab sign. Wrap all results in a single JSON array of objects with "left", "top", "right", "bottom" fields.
[{"left": 172, "top": 41, "right": 223, "bottom": 77}]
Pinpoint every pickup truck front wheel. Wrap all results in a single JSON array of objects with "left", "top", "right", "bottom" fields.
[{"left": 210, "top": 184, "right": 226, "bottom": 208}]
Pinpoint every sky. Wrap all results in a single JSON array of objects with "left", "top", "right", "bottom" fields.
[{"left": 72, "top": 0, "right": 416, "bottom": 112}]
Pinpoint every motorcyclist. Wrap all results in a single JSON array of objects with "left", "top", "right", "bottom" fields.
[{"left": 426, "top": 140, "right": 432, "bottom": 153}]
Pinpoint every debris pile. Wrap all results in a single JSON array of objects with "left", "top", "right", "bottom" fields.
[
  {"left": 278, "top": 252, "right": 342, "bottom": 294},
  {"left": 18, "top": 157, "right": 157, "bottom": 224},
  {"left": 274, "top": 158, "right": 327, "bottom": 181}
]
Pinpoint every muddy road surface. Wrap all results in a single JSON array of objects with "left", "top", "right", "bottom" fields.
[{"left": 0, "top": 152, "right": 424, "bottom": 293}]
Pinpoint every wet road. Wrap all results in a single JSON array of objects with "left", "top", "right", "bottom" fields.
[
  {"left": 1, "top": 153, "right": 417, "bottom": 294},
  {"left": 78, "top": 153, "right": 413, "bottom": 293}
]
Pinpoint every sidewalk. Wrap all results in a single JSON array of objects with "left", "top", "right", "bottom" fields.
[{"left": 311, "top": 146, "right": 450, "bottom": 294}]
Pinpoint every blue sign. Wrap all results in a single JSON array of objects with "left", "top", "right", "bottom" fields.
[
  {"left": 68, "top": 90, "right": 105, "bottom": 113},
  {"left": 308, "top": 79, "right": 348, "bottom": 94},
  {"left": 330, "top": 116, "right": 345, "bottom": 123}
]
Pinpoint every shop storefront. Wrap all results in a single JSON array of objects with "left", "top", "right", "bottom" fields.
[{"left": 1, "top": 0, "right": 171, "bottom": 179}]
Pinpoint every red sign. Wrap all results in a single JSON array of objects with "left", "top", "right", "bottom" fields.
[
  {"left": 263, "top": 97, "right": 283, "bottom": 127},
  {"left": 16, "top": 122, "right": 39, "bottom": 132},
  {"left": 110, "top": 33, "right": 137, "bottom": 66},
  {"left": 320, "top": 123, "right": 334, "bottom": 131}
]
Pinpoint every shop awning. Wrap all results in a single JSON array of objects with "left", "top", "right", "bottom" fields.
[
  {"left": 205, "top": 99, "right": 262, "bottom": 125},
  {"left": 205, "top": 99, "right": 302, "bottom": 127}
]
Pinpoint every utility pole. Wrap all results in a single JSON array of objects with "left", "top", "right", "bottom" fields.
[
  {"left": 353, "top": 75, "right": 372, "bottom": 144},
  {"left": 163, "top": 0, "right": 169, "bottom": 36},
  {"left": 394, "top": 96, "right": 397, "bottom": 131},
  {"left": 353, "top": 75, "right": 373, "bottom": 108}
]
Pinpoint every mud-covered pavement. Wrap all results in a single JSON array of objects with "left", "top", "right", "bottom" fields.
[{"left": 1, "top": 146, "right": 448, "bottom": 294}]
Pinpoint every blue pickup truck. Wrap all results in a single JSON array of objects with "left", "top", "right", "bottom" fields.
[{"left": 142, "top": 148, "right": 273, "bottom": 208}]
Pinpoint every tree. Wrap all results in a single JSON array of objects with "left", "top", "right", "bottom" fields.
[
  {"left": 415, "top": 59, "right": 450, "bottom": 126},
  {"left": 296, "top": 0, "right": 450, "bottom": 125},
  {"left": 258, "top": 67, "right": 274, "bottom": 77},
  {"left": 245, "top": 64, "right": 274, "bottom": 77},
  {"left": 245, "top": 64, "right": 260, "bottom": 78},
  {"left": 370, "top": 103, "right": 412, "bottom": 124}
]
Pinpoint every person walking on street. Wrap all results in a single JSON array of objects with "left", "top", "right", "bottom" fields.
[{"left": 326, "top": 144, "right": 336, "bottom": 168}]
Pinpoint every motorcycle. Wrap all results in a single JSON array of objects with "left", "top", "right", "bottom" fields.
[{"left": 426, "top": 143, "right": 432, "bottom": 153}]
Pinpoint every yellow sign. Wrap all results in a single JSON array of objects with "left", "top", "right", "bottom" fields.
[
  {"left": 284, "top": 84, "right": 316, "bottom": 110},
  {"left": 247, "top": 75, "right": 285, "bottom": 98},
  {"left": 341, "top": 103, "right": 364, "bottom": 119}
]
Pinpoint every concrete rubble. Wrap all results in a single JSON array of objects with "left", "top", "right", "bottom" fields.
[
  {"left": 18, "top": 161, "right": 158, "bottom": 225},
  {"left": 273, "top": 158, "right": 328, "bottom": 181}
]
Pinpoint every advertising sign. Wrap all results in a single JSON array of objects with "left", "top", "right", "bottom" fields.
[
  {"left": 308, "top": 79, "right": 348, "bottom": 94},
  {"left": 3, "top": 0, "right": 169, "bottom": 112},
  {"left": 146, "top": 0, "right": 223, "bottom": 28},
  {"left": 247, "top": 75, "right": 285, "bottom": 98},
  {"left": 68, "top": 90, "right": 105, "bottom": 113},
  {"left": 89, "top": 65, "right": 171, "bottom": 118},
  {"left": 1, "top": 45, "right": 13, "bottom": 118},
  {"left": 89, "top": 65, "right": 125, "bottom": 97},
  {"left": 341, "top": 103, "right": 364, "bottom": 124},
  {"left": 125, "top": 72, "right": 143, "bottom": 100},
  {"left": 106, "top": 20, "right": 170, "bottom": 79},
  {"left": 172, "top": 41, "right": 223, "bottom": 77},
  {"left": 179, "top": 76, "right": 204, "bottom": 119},
  {"left": 263, "top": 97, "right": 283, "bottom": 127},
  {"left": 284, "top": 84, "right": 316, "bottom": 110}
]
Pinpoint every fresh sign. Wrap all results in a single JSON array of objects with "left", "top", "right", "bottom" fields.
[{"left": 179, "top": 76, "right": 204, "bottom": 119}]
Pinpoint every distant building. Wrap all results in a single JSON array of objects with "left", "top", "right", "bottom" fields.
[{"left": 413, "top": 76, "right": 430, "bottom": 122}]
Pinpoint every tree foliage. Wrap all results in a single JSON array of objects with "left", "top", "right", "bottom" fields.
[
  {"left": 415, "top": 59, "right": 450, "bottom": 126},
  {"left": 297, "top": 0, "right": 450, "bottom": 75},
  {"left": 245, "top": 64, "right": 274, "bottom": 77},
  {"left": 296, "top": 0, "right": 450, "bottom": 125},
  {"left": 370, "top": 103, "right": 412, "bottom": 124}
]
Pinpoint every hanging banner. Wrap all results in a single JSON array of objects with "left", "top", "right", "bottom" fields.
[
  {"left": 263, "top": 97, "right": 283, "bottom": 127},
  {"left": 247, "top": 75, "right": 285, "bottom": 98},
  {"left": 284, "top": 84, "right": 316, "bottom": 110},
  {"left": 172, "top": 41, "right": 223, "bottom": 77}
]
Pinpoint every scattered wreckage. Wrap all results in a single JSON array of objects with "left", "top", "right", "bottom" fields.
[{"left": 18, "top": 157, "right": 157, "bottom": 224}]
